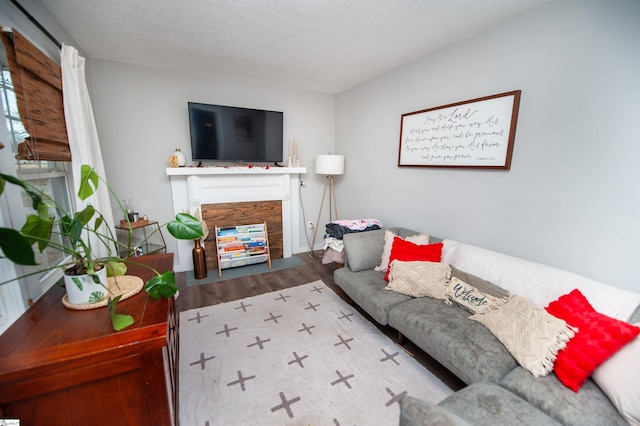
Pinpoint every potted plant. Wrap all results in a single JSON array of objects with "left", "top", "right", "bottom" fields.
[{"left": 0, "top": 164, "right": 203, "bottom": 331}]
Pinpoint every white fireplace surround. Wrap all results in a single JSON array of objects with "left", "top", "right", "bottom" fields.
[{"left": 166, "top": 166, "right": 306, "bottom": 272}]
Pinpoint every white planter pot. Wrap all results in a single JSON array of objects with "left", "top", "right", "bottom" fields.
[{"left": 64, "top": 266, "right": 109, "bottom": 305}]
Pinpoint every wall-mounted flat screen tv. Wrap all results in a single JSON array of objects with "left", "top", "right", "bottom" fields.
[{"left": 188, "top": 102, "right": 284, "bottom": 164}]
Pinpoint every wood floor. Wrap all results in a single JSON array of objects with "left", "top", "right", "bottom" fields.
[
  {"left": 175, "top": 250, "right": 337, "bottom": 312},
  {"left": 175, "top": 250, "right": 465, "bottom": 391}
]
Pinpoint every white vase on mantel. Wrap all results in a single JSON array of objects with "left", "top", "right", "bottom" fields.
[{"left": 174, "top": 148, "right": 186, "bottom": 167}]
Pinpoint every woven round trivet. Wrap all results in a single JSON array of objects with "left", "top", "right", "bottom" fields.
[{"left": 62, "top": 275, "right": 144, "bottom": 310}]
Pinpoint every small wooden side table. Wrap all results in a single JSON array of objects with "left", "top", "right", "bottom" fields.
[
  {"left": 115, "top": 220, "right": 167, "bottom": 257},
  {"left": 0, "top": 254, "right": 177, "bottom": 426}
]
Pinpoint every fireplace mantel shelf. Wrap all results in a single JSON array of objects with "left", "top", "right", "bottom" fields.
[{"left": 166, "top": 167, "right": 306, "bottom": 176}]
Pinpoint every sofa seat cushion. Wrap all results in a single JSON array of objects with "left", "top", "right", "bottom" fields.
[
  {"left": 438, "top": 383, "right": 561, "bottom": 426},
  {"left": 333, "top": 267, "right": 411, "bottom": 325},
  {"left": 388, "top": 297, "right": 517, "bottom": 384},
  {"left": 499, "top": 367, "right": 628, "bottom": 426}
]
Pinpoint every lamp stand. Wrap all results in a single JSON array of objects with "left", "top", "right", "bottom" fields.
[{"left": 311, "top": 175, "right": 339, "bottom": 252}]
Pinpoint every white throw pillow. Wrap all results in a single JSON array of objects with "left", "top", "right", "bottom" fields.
[
  {"left": 375, "top": 230, "right": 429, "bottom": 272},
  {"left": 591, "top": 323, "right": 640, "bottom": 426}
]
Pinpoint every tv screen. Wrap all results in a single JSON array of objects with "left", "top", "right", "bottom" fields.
[{"left": 188, "top": 102, "right": 284, "bottom": 164}]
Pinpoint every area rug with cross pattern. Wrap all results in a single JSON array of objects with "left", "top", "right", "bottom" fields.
[{"left": 179, "top": 280, "right": 453, "bottom": 425}]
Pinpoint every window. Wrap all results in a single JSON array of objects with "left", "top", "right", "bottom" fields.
[{"left": 1, "top": 57, "right": 72, "bottom": 302}]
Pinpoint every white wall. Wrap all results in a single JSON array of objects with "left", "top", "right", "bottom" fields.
[
  {"left": 335, "top": 0, "right": 640, "bottom": 292},
  {"left": 87, "top": 59, "right": 335, "bottom": 256},
  {"left": 0, "top": 0, "right": 84, "bottom": 61}
]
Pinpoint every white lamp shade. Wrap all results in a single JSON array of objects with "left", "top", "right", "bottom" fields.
[{"left": 315, "top": 154, "right": 344, "bottom": 175}]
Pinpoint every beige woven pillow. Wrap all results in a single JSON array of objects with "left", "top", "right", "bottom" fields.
[
  {"left": 470, "top": 295, "right": 576, "bottom": 377},
  {"left": 385, "top": 260, "right": 451, "bottom": 299}
]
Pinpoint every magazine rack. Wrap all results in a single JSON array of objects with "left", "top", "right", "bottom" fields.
[{"left": 215, "top": 222, "right": 271, "bottom": 277}]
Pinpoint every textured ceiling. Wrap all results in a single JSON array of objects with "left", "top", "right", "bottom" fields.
[{"left": 39, "top": 0, "right": 552, "bottom": 94}]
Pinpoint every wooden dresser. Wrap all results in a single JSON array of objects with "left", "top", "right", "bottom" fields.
[{"left": 0, "top": 254, "right": 177, "bottom": 425}]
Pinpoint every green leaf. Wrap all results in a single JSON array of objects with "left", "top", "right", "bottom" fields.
[
  {"left": 21, "top": 214, "right": 54, "bottom": 252},
  {"left": 112, "top": 313, "right": 134, "bottom": 331},
  {"left": 67, "top": 217, "right": 85, "bottom": 246},
  {"left": 107, "top": 295, "right": 134, "bottom": 332},
  {"left": 0, "top": 173, "right": 47, "bottom": 212},
  {"left": 60, "top": 214, "right": 73, "bottom": 236},
  {"left": 35, "top": 201, "right": 50, "bottom": 220},
  {"left": 166, "top": 213, "right": 204, "bottom": 240},
  {"left": 0, "top": 173, "right": 26, "bottom": 188},
  {"left": 76, "top": 205, "right": 96, "bottom": 226},
  {"left": 144, "top": 270, "right": 178, "bottom": 299},
  {"left": 93, "top": 215, "right": 104, "bottom": 231},
  {"left": 105, "top": 261, "right": 127, "bottom": 277},
  {"left": 0, "top": 227, "right": 38, "bottom": 265},
  {"left": 78, "top": 165, "right": 99, "bottom": 201}
]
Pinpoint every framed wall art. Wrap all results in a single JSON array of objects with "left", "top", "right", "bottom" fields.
[{"left": 398, "top": 90, "right": 521, "bottom": 169}]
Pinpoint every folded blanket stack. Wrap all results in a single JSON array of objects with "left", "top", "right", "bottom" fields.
[{"left": 322, "top": 218, "right": 383, "bottom": 264}]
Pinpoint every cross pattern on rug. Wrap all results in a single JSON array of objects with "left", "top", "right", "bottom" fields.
[{"left": 179, "top": 280, "right": 453, "bottom": 425}]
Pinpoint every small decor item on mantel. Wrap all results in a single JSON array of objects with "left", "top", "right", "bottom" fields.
[
  {"left": 174, "top": 148, "right": 186, "bottom": 167},
  {"left": 168, "top": 154, "right": 179, "bottom": 168},
  {"left": 287, "top": 138, "right": 300, "bottom": 167}
]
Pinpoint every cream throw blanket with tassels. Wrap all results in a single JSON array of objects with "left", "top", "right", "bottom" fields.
[{"left": 471, "top": 295, "right": 576, "bottom": 377}]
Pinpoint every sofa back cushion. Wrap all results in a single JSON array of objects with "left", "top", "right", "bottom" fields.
[
  {"left": 344, "top": 227, "right": 426, "bottom": 272},
  {"left": 343, "top": 228, "right": 389, "bottom": 272},
  {"left": 442, "top": 239, "right": 640, "bottom": 322}
]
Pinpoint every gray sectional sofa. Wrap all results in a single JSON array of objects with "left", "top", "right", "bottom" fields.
[{"left": 333, "top": 227, "right": 640, "bottom": 426}]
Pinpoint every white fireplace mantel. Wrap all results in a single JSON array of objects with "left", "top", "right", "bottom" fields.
[{"left": 166, "top": 166, "right": 306, "bottom": 272}]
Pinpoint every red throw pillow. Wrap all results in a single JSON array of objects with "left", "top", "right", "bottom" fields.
[
  {"left": 384, "top": 237, "right": 443, "bottom": 280},
  {"left": 546, "top": 289, "right": 640, "bottom": 392}
]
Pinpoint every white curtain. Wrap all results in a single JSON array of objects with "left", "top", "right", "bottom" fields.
[{"left": 61, "top": 45, "right": 115, "bottom": 258}]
